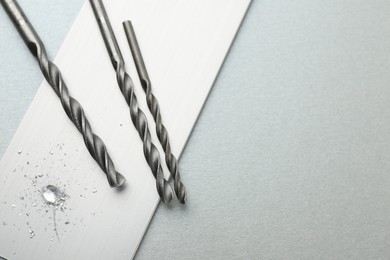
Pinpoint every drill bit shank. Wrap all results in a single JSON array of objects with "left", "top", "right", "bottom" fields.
[
  {"left": 1, "top": 0, "right": 125, "bottom": 187},
  {"left": 89, "top": 0, "right": 172, "bottom": 203},
  {"left": 123, "top": 21, "right": 187, "bottom": 203}
]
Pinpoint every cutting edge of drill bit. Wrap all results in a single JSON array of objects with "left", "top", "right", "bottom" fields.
[
  {"left": 122, "top": 20, "right": 187, "bottom": 204},
  {"left": 0, "top": 0, "right": 126, "bottom": 188}
]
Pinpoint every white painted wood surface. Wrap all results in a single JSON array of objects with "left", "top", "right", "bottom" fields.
[{"left": 0, "top": 0, "right": 251, "bottom": 259}]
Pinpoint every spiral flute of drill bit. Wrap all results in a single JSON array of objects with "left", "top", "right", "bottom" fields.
[
  {"left": 147, "top": 88, "right": 186, "bottom": 203},
  {"left": 89, "top": 0, "right": 172, "bottom": 203},
  {"left": 123, "top": 21, "right": 187, "bottom": 203},
  {"left": 116, "top": 64, "right": 172, "bottom": 203},
  {"left": 145, "top": 86, "right": 186, "bottom": 203},
  {"left": 1, "top": 0, "right": 125, "bottom": 188}
]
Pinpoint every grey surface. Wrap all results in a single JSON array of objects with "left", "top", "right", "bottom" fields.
[{"left": 1, "top": 0, "right": 390, "bottom": 259}]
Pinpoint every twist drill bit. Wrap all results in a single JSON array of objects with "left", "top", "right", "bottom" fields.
[
  {"left": 1, "top": 0, "right": 125, "bottom": 188},
  {"left": 89, "top": 0, "right": 172, "bottom": 203},
  {"left": 123, "top": 21, "right": 187, "bottom": 204}
]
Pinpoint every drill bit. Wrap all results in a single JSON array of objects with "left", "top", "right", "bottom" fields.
[
  {"left": 0, "top": 0, "right": 125, "bottom": 188},
  {"left": 123, "top": 21, "right": 187, "bottom": 204},
  {"left": 89, "top": 0, "right": 173, "bottom": 203}
]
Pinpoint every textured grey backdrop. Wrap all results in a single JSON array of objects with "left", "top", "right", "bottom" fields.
[{"left": 1, "top": 0, "right": 390, "bottom": 259}]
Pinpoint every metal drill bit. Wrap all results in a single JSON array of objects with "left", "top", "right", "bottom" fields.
[
  {"left": 123, "top": 21, "right": 187, "bottom": 204},
  {"left": 0, "top": 0, "right": 125, "bottom": 188},
  {"left": 89, "top": 0, "right": 173, "bottom": 203}
]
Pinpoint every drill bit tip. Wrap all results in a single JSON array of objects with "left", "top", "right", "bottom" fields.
[
  {"left": 161, "top": 179, "right": 173, "bottom": 203},
  {"left": 109, "top": 172, "right": 126, "bottom": 188}
]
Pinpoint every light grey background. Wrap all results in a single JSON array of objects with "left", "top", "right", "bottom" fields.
[{"left": 1, "top": 0, "right": 390, "bottom": 259}]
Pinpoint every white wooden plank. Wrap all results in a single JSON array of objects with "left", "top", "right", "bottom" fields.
[{"left": 0, "top": 0, "right": 251, "bottom": 259}]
